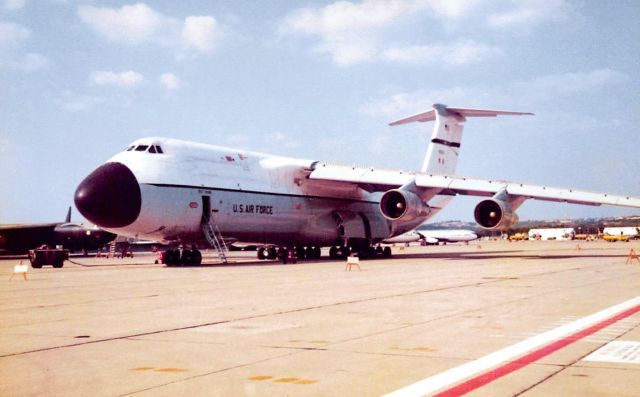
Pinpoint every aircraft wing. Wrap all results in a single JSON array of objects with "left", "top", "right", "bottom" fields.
[
  {"left": 309, "top": 163, "right": 414, "bottom": 192},
  {"left": 0, "top": 223, "right": 59, "bottom": 232},
  {"left": 413, "top": 174, "right": 640, "bottom": 207},
  {"left": 308, "top": 163, "right": 640, "bottom": 208},
  {"left": 0, "top": 223, "right": 59, "bottom": 254}
]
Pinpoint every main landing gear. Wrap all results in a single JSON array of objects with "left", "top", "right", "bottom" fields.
[
  {"left": 163, "top": 247, "right": 203, "bottom": 266},
  {"left": 256, "top": 244, "right": 392, "bottom": 263},
  {"left": 330, "top": 245, "right": 392, "bottom": 259},
  {"left": 257, "top": 246, "right": 322, "bottom": 263}
]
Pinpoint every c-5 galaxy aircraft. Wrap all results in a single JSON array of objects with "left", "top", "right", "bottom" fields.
[
  {"left": 74, "top": 104, "right": 640, "bottom": 265},
  {"left": 0, "top": 207, "right": 116, "bottom": 255}
]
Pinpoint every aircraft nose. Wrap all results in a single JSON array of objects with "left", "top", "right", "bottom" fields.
[{"left": 74, "top": 162, "right": 141, "bottom": 228}]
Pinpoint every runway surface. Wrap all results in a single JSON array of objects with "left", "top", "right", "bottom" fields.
[{"left": 1, "top": 240, "right": 639, "bottom": 396}]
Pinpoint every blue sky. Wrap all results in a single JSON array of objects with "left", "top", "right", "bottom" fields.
[{"left": 1, "top": 0, "right": 639, "bottom": 224}]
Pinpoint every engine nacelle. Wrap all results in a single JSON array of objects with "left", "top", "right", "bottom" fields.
[
  {"left": 380, "top": 189, "right": 429, "bottom": 221},
  {"left": 474, "top": 199, "right": 519, "bottom": 230}
]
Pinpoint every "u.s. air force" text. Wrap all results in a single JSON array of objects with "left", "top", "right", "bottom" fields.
[{"left": 232, "top": 204, "right": 273, "bottom": 215}]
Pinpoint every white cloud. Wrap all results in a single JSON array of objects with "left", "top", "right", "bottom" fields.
[
  {"left": 280, "top": 0, "right": 482, "bottom": 65},
  {"left": 362, "top": 68, "right": 628, "bottom": 119},
  {"left": 91, "top": 70, "right": 144, "bottom": 88},
  {"left": 2, "top": 0, "right": 26, "bottom": 10},
  {"left": 383, "top": 40, "right": 501, "bottom": 65},
  {"left": 58, "top": 90, "right": 102, "bottom": 112},
  {"left": 159, "top": 72, "right": 180, "bottom": 90},
  {"left": 361, "top": 86, "right": 493, "bottom": 118},
  {"left": 9, "top": 52, "right": 49, "bottom": 72},
  {"left": 280, "top": 0, "right": 417, "bottom": 65},
  {"left": 487, "top": 0, "right": 575, "bottom": 30},
  {"left": 77, "top": 3, "right": 165, "bottom": 44},
  {"left": 427, "top": 0, "right": 482, "bottom": 18},
  {"left": 0, "top": 21, "right": 30, "bottom": 48},
  {"left": 514, "top": 69, "right": 628, "bottom": 96},
  {"left": 0, "top": 22, "right": 49, "bottom": 73},
  {"left": 182, "top": 16, "right": 220, "bottom": 52},
  {"left": 77, "top": 3, "right": 223, "bottom": 52}
]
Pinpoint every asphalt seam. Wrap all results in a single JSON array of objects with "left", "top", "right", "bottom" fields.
[
  {"left": 0, "top": 278, "right": 503, "bottom": 358},
  {"left": 512, "top": 314, "right": 640, "bottom": 396},
  {"left": 115, "top": 273, "right": 640, "bottom": 396},
  {"left": 0, "top": 260, "right": 628, "bottom": 358}
]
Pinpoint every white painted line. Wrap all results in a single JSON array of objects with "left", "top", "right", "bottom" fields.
[
  {"left": 383, "top": 296, "right": 640, "bottom": 397},
  {"left": 584, "top": 341, "right": 640, "bottom": 364}
]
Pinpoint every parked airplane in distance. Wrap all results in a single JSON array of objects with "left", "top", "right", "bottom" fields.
[
  {"left": 74, "top": 104, "right": 640, "bottom": 265},
  {"left": 384, "top": 229, "right": 478, "bottom": 245},
  {"left": 0, "top": 207, "right": 117, "bottom": 255}
]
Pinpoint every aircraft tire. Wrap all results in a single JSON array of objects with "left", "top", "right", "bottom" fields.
[
  {"left": 257, "top": 248, "right": 266, "bottom": 260},
  {"left": 267, "top": 247, "right": 277, "bottom": 260},
  {"left": 193, "top": 250, "right": 202, "bottom": 265},
  {"left": 313, "top": 246, "right": 321, "bottom": 258},
  {"left": 329, "top": 247, "right": 337, "bottom": 259},
  {"left": 383, "top": 246, "right": 392, "bottom": 258},
  {"left": 163, "top": 249, "right": 179, "bottom": 266},
  {"left": 181, "top": 249, "right": 194, "bottom": 266}
]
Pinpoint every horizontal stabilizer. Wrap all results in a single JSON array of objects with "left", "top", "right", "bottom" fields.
[{"left": 389, "top": 104, "right": 533, "bottom": 126}]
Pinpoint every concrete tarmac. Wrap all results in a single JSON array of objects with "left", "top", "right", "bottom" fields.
[{"left": 1, "top": 240, "right": 639, "bottom": 396}]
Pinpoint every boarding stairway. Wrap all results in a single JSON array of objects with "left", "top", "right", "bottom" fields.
[{"left": 201, "top": 217, "right": 228, "bottom": 263}]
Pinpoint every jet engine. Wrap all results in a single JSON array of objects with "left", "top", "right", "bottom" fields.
[
  {"left": 474, "top": 198, "right": 519, "bottom": 230},
  {"left": 380, "top": 189, "right": 429, "bottom": 221}
]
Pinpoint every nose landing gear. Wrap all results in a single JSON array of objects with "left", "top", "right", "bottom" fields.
[{"left": 163, "top": 247, "right": 203, "bottom": 266}]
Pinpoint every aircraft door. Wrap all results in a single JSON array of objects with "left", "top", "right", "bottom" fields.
[{"left": 202, "top": 196, "right": 211, "bottom": 223}]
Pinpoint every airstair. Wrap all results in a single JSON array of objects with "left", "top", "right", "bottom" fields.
[{"left": 201, "top": 217, "right": 228, "bottom": 263}]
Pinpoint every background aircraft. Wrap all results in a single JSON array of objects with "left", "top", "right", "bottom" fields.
[
  {"left": 0, "top": 207, "right": 116, "bottom": 255},
  {"left": 74, "top": 104, "right": 640, "bottom": 265},
  {"left": 384, "top": 229, "right": 478, "bottom": 245}
]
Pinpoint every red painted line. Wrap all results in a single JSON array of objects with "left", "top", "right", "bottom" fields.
[{"left": 434, "top": 304, "right": 640, "bottom": 397}]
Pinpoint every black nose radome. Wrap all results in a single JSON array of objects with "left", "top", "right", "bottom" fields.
[{"left": 74, "top": 162, "right": 141, "bottom": 228}]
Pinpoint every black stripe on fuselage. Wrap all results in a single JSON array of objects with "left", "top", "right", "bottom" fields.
[
  {"left": 146, "top": 183, "right": 380, "bottom": 204},
  {"left": 431, "top": 138, "right": 461, "bottom": 148}
]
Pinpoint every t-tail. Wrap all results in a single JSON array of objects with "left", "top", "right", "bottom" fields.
[{"left": 389, "top": 104, "right": 533, "bottom": 174}]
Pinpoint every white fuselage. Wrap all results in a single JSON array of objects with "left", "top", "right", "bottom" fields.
[{"left": 98, "top": 138, "right": 448, "bottom": 247}]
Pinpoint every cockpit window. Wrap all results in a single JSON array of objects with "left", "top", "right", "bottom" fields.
[
  {"left": 155, "top": 145, "right": 163, "bottom": 154},
  {"left": 126, "top": 145, "right": 135, "bottom": 151},
  {"left": 135, "top": 145, "right": 149, "bottom": 152},
  {"left": 149, "top": 145, "right": 157, "bottom": 153}
]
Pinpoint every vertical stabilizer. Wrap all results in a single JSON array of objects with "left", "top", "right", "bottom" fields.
[
  {"left": 421, "top": 104, "right": 464, "bottom": 174},
  {"left": 389, "top": 104, "right": 533, "bottom": 174}
]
